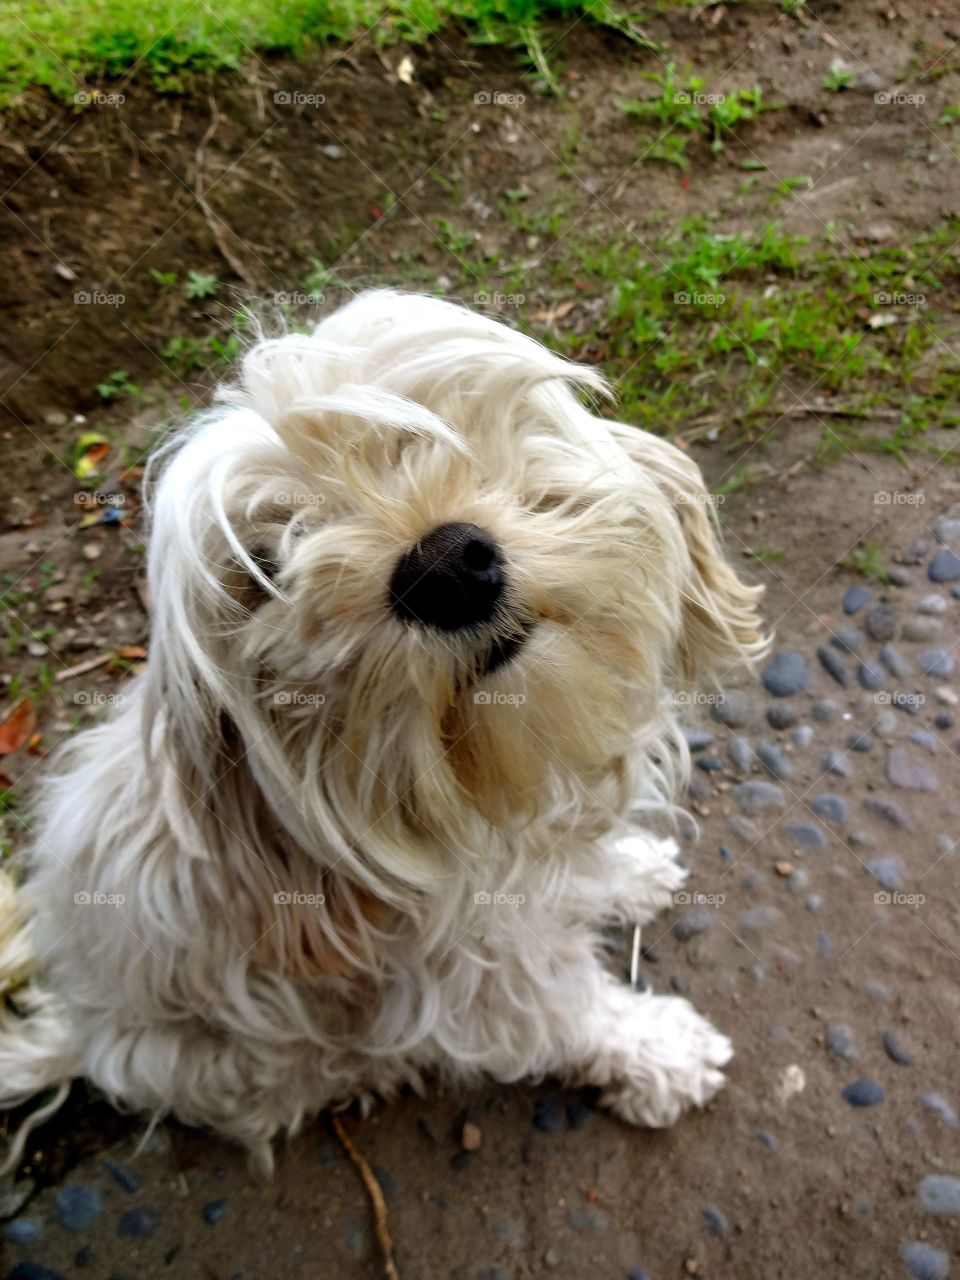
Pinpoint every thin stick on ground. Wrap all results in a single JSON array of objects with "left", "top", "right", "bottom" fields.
[{"left": 330, "top": 1112, "right": 400, "bottom": 1280}]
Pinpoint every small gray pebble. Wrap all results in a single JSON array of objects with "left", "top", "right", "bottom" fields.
[
  {"left": 935, "top": 713, "right": 955, "bottom": 730},
  {"left": 757, "top": 743, "right": 793, "bottom": 780},
  {"left": 903, "top": 616, "right": 942, "bottom": 643},
  {"left": 683, "top": 727, "right": 715, "bottom": 753},
  {"left": 918, "top": 1174, "right": 960, "bottom": 1215},
  {"left": 908, "top": 729, "right": 938, "bottom": 754},
  {"left": 886, "top": 746, "right": 938, "bottom": 791},
  {"left": 865, "top": 798, "right": 909, "bottom": 827},
  {"left": 858, "top": 660, "right": 886, "bottom": 691},
  {"left": 728, "top": 736, "right": 753, "bottom": 771},
  {"left": 787, "top": 868, "right": 809, "bottom": 893},
  {"left": 821, "top": 748, "right": 853, "bottom": 778},
  {"left": 806, "top": 894, "right": 823, "bottom": 912},
  {"left": 882, "top": 1028, "right": 913, "bottom": 1064},
  {"left": 826, "top": 1023, "right": 858, "bottom": 1062},
  {"left": 791, "top": 724, "right": 814, "bottom": 748},
  {"left": 919, "top": 649, "right": 955, "bottom": 678},
  {"left": 865, "top": 981, "right": 891, "bottom": 1002},
  {"left": 928, "top": 548, "right": 960, "bottom": 583},
  {"left": 900, "top": 1241, "right": 950, "bottom": 1280},
  {"left": 56, "top": 1185, "right": 103, "bottom": 1232},
  {"left": 673, "top": 908, "right": 713, "bottom": 942},
  {"left": 728, "top": 815, "right": 761, "bottom": 842},
  {"left": 872, "top": 709, "right": 898, "bottom": 736},
  {"left": 762, "top": 651, "right": 812, "bottom": 697},
  {"left": 848, "top": 731, "right": 873, "bottom": 752},
  {"left": 701, "top": 1205, "right": 730, "bottom": 1238},
  {"left": 880, "top": 644, "right": 908, "bottom": 678},
  {"left": 732, "top": 780, "right": 786, "bottom": 812},
  {"left": 3, "top": 1218, "right": 44, "bottom": 1244},
  {"left": 842, "top": 1079, "right": 885, "bottom": 1107},
  {"left": 813, "top": 699, "right": 839, "bottom": 723},
  {"left": 811, "top": 794, "right": 848, "bottom": 823},
  {"left": 867, "top": 856, "right": 906, "bottom": 890},
  {"left": 918, "top": 593, "right": 948, "bottom": 615},
  {"left": 786, "top": 822, "right": 827, "bottom": 848},
  {"left": 864, "top": 603, "right": 897, "bottom": 642},
  {"left": 817, "top": 646, "right": 850, "bottom": 687},
  {"left": 935, "top": 835, "right": 956, "bottom": 855},
  {"left": 755, "top": 1130, "right": 777, "bottom": 1149},
  {"left": 711, "top": 690, "right": 752, "bottom": 728},
  {"left": 830, "top": 627, "right": 862, "bottom": 654},
  {"left": 842, "top": 584, "right": 871, "bottom": 614},
  {"left": 695, "top": 754, "right": 725, "bottom": 772},
  {"left": 766, "top": 704, "right": 799, "bottom": 730},
  {"left": 921, "top": 1094, "right": 959, "bottom": 1127}
]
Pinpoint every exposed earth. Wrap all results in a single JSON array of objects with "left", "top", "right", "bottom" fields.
[{"left": 2, "top": 2, "right": 960, "bottom": 1278}]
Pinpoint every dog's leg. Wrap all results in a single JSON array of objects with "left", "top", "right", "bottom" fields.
[{"left": 564, "top": 834, "right": 688, "bottom": 926}]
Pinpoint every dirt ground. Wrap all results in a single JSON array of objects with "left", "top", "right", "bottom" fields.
[{"left": 2, "top": 2, "right": 960, "bottom": 1278}]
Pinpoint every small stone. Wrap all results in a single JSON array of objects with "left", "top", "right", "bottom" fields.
[
  {"left": 56, "top": 1185, "right": 103, "bottom": 1231},
  {"left": 852, "top": 68, "right": 884, "bottom": 93},
  {"left": 711, "top": 691, "right": 752, "bottom": 728},
  {"left": 865, "top": 981, "right": 891, "bottom": 1002},
  {"left": 732, "top": 781, "right": 786, "bottom": 813},
  {"left": 900, "top": 1241, "right": 950, "bottom": 1280},
  {"left": 935, "top": 835, "right": 956, "bottom": 855},
  {"left": 904, "top": 616, "right": 942, "bottom": 643},
  {"left": 728, "top": 815, "right": 761, "bottom": 842},
  {"left": 918, "top": 1174, "right": 960, "bottom": 1215},
  {"left": 848, "top": 731, "right": 873, "bottom": 753},
  {"left": 935, "top": 686, "right": 958, "bottom": 706},
  {"left": 670, "top": 974, "right": 688, "bottom": 993},
  {"left": 719, "top": 844, "right": 733, "bottom": 863},
  {"left": 919, "top": 649, "right": 955, "bottom": 678},
  {"left": 755, "top": 1130, "right": 777, "bottom": 1149},
  {"left": 891, "top": 690, "right": 922, "bottom": 716},
  {"left": 817, "top": 646, "right": 849, "bottom": 687},
  {"left": 321, "top": 144, "right": 344, "bottom": 159},
  {"left": 882, "top": 1028, "right": 913, "bottom": 1065},
  {"left": 825, "top": 1024, "right": 858, "bottom": 1062},
  {"left": 889, "top": 567, "right": 912, "bottom": 587},
  {"left": 842, "top": 1079, "right": 884, "bottom": 1107},
  {"left": 739, "top": 906, "right": 779, "bottom": 932},
  {"left": 918, "top": 593, "right": 948, "bottom": 615},
  {"left": 202, "top": 1198, "right": 228, "bottom": 1225},
  {"left": 792, "top": 724, "right": 814, "bottom": 748},
  {"left": 886, "top": 747, "right": 938, "bottom": 791},
  {"left": 533, "top": 1098, "right": 564, "bottom": 1132},
  {"left": 811, "top": 794, "right": 848, "bottom": 824},
  {"left": 806, "top": 894, "right": 823, "bottom": 912},
  {"left": 928, "top": 548, "right": 960, "bottom": 582},
  {"left": 812, "top": 699, "right": 839, "bottom": 723},
  {"left": 766, "top": 705, "right": 799, "bottom": 730},
  {"left": 3, "top": 1218, "right": 43, "bottom": 1244},
  {"left": 102, "top": 1158, "right": 140, "bottom": 1193},
  {"left": 858, "top": 660, "right": 885, "bottom": 691},
  {"left": 867, "top": 856, "right": 906, "bottom": 891},
  {"left": 775, "top": 860, "right": 794, "bottom": 877},
  {"left": 695, "top": 754, "right": 725, "bottom": 772},
  {"left": 81, "top": 542, "right": 102, "bottom": 562},
  {"left": 673, "top": 908, "right": 714, "bottom": 942},
  {"left": 787, "top": 822, "right": 827, "bottom": 848},
  {"left": 842, "top": 584, "right": 871, "bottom": 614},
  {"left": 728, "top": 736, "right": 753, "bottom": 771},
  {"left": 921, "top": 1094, "right": 958, "bottom": 1127},
  {"left": 118, "top": 1208, "right": 162, "bottom": 1238},
  {"left": 461, "top": 1122, "right": 482, "bottom": 1151},
  {"left": 787, "top": 868, "right": 809, "bottom": 893},
  {"left": 865, "top": 798, "right": 909, "bottom": 827},
  {"left": 935, "top": 713, "right": 955, "bottom": 730},
  {"left": 683, "top": 727, "right": 715, "bottom": 753},
  {"left": 880, "top": 644, "right": 908, "bottom": 678},
  {"left": 933, "top": 508, "right": 960, "bottom": 544},
  {"left": 543, "top": 1249, "right": 561, "bottom": 1269},
  {"left": 903, "top": 539, "right": 931, "bottom": 565},
  {"left": 830, "top": 627, "right": 862, "bottom": 654},
  {"left": 763, "top": 651, "right": 812, "bottom": 697},
  {"left": 0, "top": 1176, "right": 34, "bottom": 1221},
  {"left": 701, "top": 1205, "right": 730, "bottom": 1237},
  {"left": 757, "top": 743, "right": 793, "bottom": 780},
  {"left": 864, "top": 603, "right": 897, "bottom": 643},
  {"left": 872, "top": 710, "right": 898, "bottom": 736},
  {"left": 821, "top": 748, "right": 853, "bottom": 779}
]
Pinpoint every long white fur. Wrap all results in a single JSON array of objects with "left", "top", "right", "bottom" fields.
[{"left": 0, "top": 290, "right": 763, "bottom": 1173}]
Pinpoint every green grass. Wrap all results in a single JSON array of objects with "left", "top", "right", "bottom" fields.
[{"left": 0, "top": 0, "right": 655, "bottom": 104}]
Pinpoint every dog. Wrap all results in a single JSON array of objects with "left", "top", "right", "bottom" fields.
[{"left": 0, "top": 290, "right": 764, "bottom": 1173}]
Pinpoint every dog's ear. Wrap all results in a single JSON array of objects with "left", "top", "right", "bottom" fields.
[{"left": 616, "top": 427, "right": 767, "bottom": 685}]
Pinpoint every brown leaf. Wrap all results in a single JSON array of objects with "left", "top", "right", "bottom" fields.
[{"left": 0, "top": 698, "right": 37, "bottom": 756}]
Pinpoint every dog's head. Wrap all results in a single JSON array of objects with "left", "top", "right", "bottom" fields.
[{"left": 146, "top": 291, "right": 763, "bottom": 905}]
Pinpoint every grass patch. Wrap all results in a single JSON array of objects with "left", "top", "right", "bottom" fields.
[{"left": 0, "top": 0, "right": 656, "bottom": 104}]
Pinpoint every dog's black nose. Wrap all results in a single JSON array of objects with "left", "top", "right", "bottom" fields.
[{"left": 389, "top": 522, "right": 504, "bottom": 631}]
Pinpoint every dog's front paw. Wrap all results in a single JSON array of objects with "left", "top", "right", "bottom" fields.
[
  {"left": 599, "top": 995, "right": 732, "bottom": 1128},
  {"left": 608, "top": 835, "right": 688, "bottom": 924}
]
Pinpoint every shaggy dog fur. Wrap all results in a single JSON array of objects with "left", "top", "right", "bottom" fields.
[{"left": 0, "top": 290, "right": 764, "bottom": 1173}]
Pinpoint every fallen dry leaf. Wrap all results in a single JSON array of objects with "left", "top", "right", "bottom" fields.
[{"left": 0, "top": 698, "right": 37, "bottom": 756}]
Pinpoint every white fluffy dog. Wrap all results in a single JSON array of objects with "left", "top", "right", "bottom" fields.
[{"left": 0, "top": 290, "right": 763, "bottom": 1172}]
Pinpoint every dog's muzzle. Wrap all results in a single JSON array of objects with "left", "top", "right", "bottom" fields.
[{"left": 389, "top": 522, "right": 504, "bottom": 632}]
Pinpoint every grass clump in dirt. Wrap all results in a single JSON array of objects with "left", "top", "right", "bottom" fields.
[{"left": 0, "top": 0, "right": 653, "bottom": 104}]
